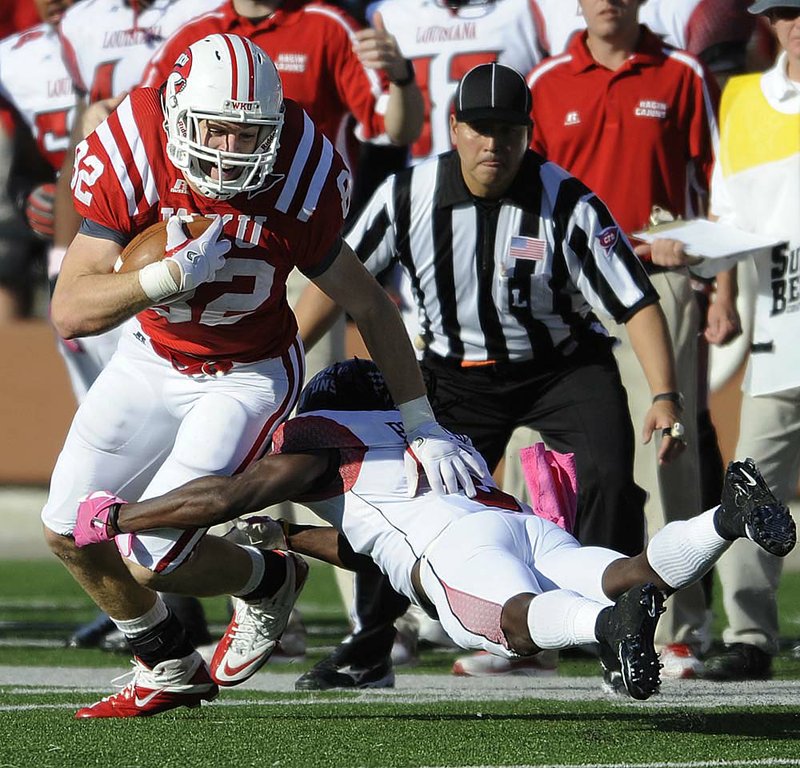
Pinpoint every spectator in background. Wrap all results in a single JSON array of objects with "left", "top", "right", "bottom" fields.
[
  {"left": 703, "top": 0, "right": 800, "bottom": 681},
  {"left": 526, "top": 0, "right": 731, "bottom": 680},
  {"left": 0, "top": 0, "right": 76, "bottom": 351},
  {"left": 533, "top": 0, "right": 756, "bottom": 62},
  {"left": 295, "top": 62, "right": 686, "bottom": 690},
  {"left": 0, "top": 0, "right": 48, "bottom": 322}
]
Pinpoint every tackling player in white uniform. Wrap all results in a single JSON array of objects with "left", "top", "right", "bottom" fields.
[{"left": 74, "top": 358, "right": 798, "bottom": 700}]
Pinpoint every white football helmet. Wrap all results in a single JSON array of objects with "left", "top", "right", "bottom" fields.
[{"left": 163, "top": 34, "right": 284, "bottom": 200}]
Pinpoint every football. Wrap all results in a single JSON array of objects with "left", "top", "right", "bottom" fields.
[{"left": 114, "top": 216, "right": 215, "bottom": 273}]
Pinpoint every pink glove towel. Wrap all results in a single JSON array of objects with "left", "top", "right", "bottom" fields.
[{"left": 519, "top": 442, "right": 577, "bottom": 533}]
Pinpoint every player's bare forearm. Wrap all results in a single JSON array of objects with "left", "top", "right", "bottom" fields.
[
  {"left": 295, "top": 280, "right": 343, "bottom": 351},
  {"left": 285, "top": 525, "right": 379, "bottom": 574},
  {"left": 312, "top": 244, "right": 427, "bottom": 406},
  {"left": 115, "top": 452, "right": 332, "bottom": 533},
  {"left": 51, "top": 234, "right": 152, "bottom": 338}
]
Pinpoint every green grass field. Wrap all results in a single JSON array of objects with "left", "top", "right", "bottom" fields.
[{"left": 2, "top": 559, "right": 800, "bottom": 768}]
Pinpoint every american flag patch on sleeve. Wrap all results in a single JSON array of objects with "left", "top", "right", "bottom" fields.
[{"left": 508, "top": 235, "right": 546, "bottom": 261}]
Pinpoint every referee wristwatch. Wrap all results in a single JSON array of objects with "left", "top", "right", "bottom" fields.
[{"left": 652, "top": 391, "right": 684, "bottom": 410}]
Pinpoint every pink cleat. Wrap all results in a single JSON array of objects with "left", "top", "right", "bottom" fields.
[{"left": 73, "top": 491, "right": 127, "bottom": 547}]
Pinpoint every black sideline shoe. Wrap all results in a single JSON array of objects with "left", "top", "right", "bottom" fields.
[
  {"left": 596, "top": 583, "right": 665, "bottom": 701},
  {"left": 716, "top": 458, "right": 796, "bottom": 557},
  {"left": 702, "top": 643, "right": 773, "bottom": 681},
  {"left": 295, "top": 643, "right": 395, "bottom": 691}
]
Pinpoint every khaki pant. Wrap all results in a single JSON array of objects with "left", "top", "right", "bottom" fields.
[{"left": 715, "top": 385, "right": 800, "bottom": 655}]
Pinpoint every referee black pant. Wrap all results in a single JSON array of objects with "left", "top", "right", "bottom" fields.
[{"left": 343, "top": 339, "right": 647, "bottom": 663}]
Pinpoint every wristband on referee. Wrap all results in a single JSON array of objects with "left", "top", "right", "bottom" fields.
[
  {"left": 398, "top": 394, "right": 435, "bottom": 434},
  {"left": 652, "top": 391, "right": 684, "bottom": 410},
  {"left": 390, "top": 59, "right": 415, "bottom": 87},
  {"left": 138, "top": 261, "right": 179, "bottom": 302}
]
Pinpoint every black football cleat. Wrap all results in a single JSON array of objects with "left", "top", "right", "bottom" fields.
[
  {"left": 716, "top": 458, "right": 796, "bottom": 557},
  {"left": 596, "top": 583, "right": 665, "bottom": 701},
  {"left": 295, "top": 642, "right": 394, "bottom": 691}
]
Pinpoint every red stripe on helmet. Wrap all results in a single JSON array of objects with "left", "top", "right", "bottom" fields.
[{"left": 222, "top": 34, "right": 238, "bottom": 100}]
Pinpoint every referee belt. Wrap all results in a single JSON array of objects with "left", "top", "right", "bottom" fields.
[{"left": 424, "top": 340, "right": 584, "bottom": 376}]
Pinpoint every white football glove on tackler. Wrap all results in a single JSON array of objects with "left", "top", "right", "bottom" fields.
[
  {"left": 138, "top": 215, "right": 231, "bottom": 301},
  {"left": 399, "top": 395, "right": 484, "bottom": 497}
]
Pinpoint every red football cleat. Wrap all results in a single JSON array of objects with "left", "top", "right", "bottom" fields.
[{"left": 75, "top": 652, "right": 218, "bottom": 719}]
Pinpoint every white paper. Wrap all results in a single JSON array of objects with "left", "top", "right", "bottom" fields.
[{"left": 632, "top": 219, "right": 782, "bottom": 278}]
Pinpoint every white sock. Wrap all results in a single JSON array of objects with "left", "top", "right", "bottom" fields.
[
  {"left": 233, "top": 545, "right": 266, "bottom": 597},
  {"left": 111, "top": 596, "right": 169, "bottom": 637},
  {"left": 526, "top": 590, "right": 604, "bottom": 649},
  {"left": 646, "top": 507, "right": 729, "bottom": 590}
]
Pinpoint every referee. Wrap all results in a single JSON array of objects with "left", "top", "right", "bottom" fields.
[{"left": 296, "top": 62, "right": 686, "bottom": 689}]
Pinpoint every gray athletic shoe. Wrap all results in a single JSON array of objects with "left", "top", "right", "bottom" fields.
[
  {"left": 716, "top": 458, "right": 796, "bottom": 557},
  {"left": 596, "top": 583, "right": 665, "bottom": 701}
]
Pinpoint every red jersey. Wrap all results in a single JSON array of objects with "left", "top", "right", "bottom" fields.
[
  {"left": 140, "top": 0, "right": 388, "bottom": 150},
  {"left": 527, "top": 26, "right": 719, "bottom": 237},
  {"left": 71, "top": 88, "right": 349, "bottom": 364}
]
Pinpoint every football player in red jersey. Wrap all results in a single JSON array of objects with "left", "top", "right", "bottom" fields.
[{"left": 43, "top": 34, "right": 479, "bottom": 719}]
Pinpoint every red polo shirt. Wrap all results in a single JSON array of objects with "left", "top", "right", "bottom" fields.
[
  {"left": 526, "top": 26, "right": 719, "bottom": 239},
  {"left": 141, "top": 0, "right": 389, "bottom": 148}
]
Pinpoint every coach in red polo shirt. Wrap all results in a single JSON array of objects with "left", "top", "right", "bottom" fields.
[{"left": 527, "top": 0, "right": 739, "bottom": 682}]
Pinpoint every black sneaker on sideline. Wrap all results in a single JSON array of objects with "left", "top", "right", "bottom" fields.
[
  {"left": 295, "top": 643, "right": 395, "bottom": 691},
  {"left": 67, "top": 611, "right": 115, "bottom": 649},
  {"left": 716, "top": 459, "right": 796, "bottom": 557},
  {"left": 702, "top": 643, "right": 772, "bottom": 681},
  {"left": 595, "top": 583, "right": 665, "bottom": 701}
]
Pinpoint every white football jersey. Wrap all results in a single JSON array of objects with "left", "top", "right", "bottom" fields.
[
  {"left": 272, "top": 408, "right": 524, "bottom": 601},
  {"left": 58, "top": 0, "right": 223, "bottom": 100},
  {"left": 0, "top": 23, "right": 75, "bottom": 170},
  {"left": 372, "top": 0, "right": 545, "bottom": 163}
]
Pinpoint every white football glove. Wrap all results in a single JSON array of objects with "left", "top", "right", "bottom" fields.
[
  {"left": 403, "top": 421, "right": 484, "bottom": 497},
  {"left": 165, "top": 215, "right": 231, "bottom": 292}
]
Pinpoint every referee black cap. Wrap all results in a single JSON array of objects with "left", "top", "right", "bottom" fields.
[{"left": 454, "top": 63, "right": 532, "bottom": 126}]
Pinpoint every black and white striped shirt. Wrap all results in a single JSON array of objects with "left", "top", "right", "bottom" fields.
[{"left": 345, "top": 150, "right": 659, "bottom": 364}]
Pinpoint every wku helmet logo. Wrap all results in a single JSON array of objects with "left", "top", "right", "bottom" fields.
[{"left": 170, "top": 51, "right": 192, "bottom": 94}]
